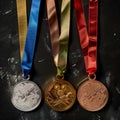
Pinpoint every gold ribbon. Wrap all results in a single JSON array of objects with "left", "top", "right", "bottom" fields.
[
  {"left": 16, "top": 0, "right": 27, "bottom": 59},
  {"left": 57, "top": 0, "right": 71, "bottom": 74}
]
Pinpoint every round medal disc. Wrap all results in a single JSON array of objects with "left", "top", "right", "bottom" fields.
[
  {"left": 11, "top": 80, "right": 42, "bottom": 112},
  {"left": 77, "top": 80, "right": 109, "bottom": 111},
  {"left": 45, "top": 79, "right": 76, "bottom": 111}
]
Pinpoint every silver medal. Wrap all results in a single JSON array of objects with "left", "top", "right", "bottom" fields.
[{"left": 11, "top": 80, "right": 42, "bottom": 112}]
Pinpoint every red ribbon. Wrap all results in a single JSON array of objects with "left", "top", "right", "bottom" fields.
[{"left": 74, "top": 0, "right": 98, "bottom": 75}]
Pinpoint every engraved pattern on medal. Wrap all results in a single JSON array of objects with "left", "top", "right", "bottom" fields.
[
  {"left": 45, "top": 81, "right": 76, "bottom": 111},
  {"left": 12, "top": 81, "right": 41, "bottom": 111},
  {"left": 77, "top": 80, "right": 108, "bottom": 111}
]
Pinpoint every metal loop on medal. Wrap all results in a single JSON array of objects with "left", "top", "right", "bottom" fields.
[
  {"left": 56, "top": 73, "right": 64, "bottom": 80},
  {"left": 22, "top": 75, "right": 30, "bottom": 81},
  {"left": 88, "top": 74, "right": 96, "bottom": 80}
]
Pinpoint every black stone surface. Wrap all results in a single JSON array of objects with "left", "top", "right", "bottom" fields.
[{"left": 0, "top": 0, "right": 120, "bottom": 120}]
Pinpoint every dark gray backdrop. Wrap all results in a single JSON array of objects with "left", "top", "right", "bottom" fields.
[{"left": 0, "top": 0, "right": 120, "bottom": 120}]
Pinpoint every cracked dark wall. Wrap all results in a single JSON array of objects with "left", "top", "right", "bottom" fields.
[{"left": 0, "top": 0, "right": 120, "bottom": 120}]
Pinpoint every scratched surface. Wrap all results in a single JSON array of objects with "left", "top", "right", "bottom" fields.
[{"left": 0, "top": 0, "right": 120, "bottom": 120}]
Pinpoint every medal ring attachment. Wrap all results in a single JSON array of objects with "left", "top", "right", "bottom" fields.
[
  {"left": 56, "top": 74, "right": 64, "bottom": 80},
  {"left": 22, "top": 75, "right": 30, "bottom": 81},
  {"left": 88, "top": 74, "right": 96, "bottom": 80}
]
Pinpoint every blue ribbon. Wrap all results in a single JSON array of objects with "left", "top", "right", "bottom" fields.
[{"left": 22, "top": 0, "right": 41, "bottom": 77}]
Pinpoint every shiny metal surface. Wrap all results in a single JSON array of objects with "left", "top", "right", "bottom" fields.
[
  {"left": 11, "top": 80, "right": 42, "bottom": 112},
  {"left": 45, "top": 79, "right": 76, "bottom": 112},
  {"left": 0, "top": 0, "right": 120, "bottom": 120},
  {"left": 77, "top": 80, "right": 108, "bottom": 111}
]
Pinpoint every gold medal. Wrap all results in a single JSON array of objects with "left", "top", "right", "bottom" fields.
[
  {"left": 45, "top": 74, "right": 76, "bottom": 112},
  {"left": 77, "top": 75, "right": 109, "bottom": 111},
  {"left": 45, "top": 0, "right": 74, "bottom": 111}
]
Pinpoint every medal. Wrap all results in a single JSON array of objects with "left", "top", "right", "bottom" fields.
[
  {"left": 74, "top": 0, "right": 109, "bottom": 111},
  {"left": 45, "top": 0, "right": 76, "bottom": 111},
  {"left": 11, "top": 0, "right": 42, "bottom": 111},
  {"left": 11, "top": 79, "right": 42, "bottom": 112},
  {"left": 45, "top": 74, "right": 76, "bottom": 112},
  {"left": 77, "top": 75, "right": 108, "bottom": 111}
]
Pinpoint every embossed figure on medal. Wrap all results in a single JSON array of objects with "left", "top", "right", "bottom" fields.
[
  {"left": 74, "top": 0, "right": 109, "bottom": 111},
  {"left": 45, "top": 0, "right": 76, "bottom": 111},
  {"left": 11, "top": 0, "right": 42, "bottom": 112}
]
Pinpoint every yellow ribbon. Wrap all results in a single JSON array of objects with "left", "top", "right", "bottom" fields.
[
  {"left": 57, "top": 0, "right": 71, "bottom": 74},
  {"left": 16, "top": 0, "right": 27, "bottom": 59}
]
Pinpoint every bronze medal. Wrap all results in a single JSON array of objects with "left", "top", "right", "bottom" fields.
[
  {"left": 45, "top": 77, "right": 76, "bottom": 112},
  {"left": 77, "top": 79, "right": 109, "bottom": 112},
  {"left": 74, "top": 0, "right": 109, "bottom": 112}
]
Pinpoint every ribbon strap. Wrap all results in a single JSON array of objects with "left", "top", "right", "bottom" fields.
[
  {"left": 46, "top": 0, "right": 60, "bottom": 66},
  {"left": 88, "top": 0, "right": 98, "bottom": 75},
  {"left": 58, "top": 0, "right": 71, "bottom": 74},
  {"left": 74, "top": 0, "right": 98, "bottom": 75},
  {"left": 16, "top": 0, "right": 27, "bottom": 59},
  {"left": 46, "top": 0, "right": 71, "bottom": 75},
  {"left": 16, "top": 0, "right": 41, "bottom": 77},
  {"left": 74, "top": 0, "right": 89, "bottom": 72}
]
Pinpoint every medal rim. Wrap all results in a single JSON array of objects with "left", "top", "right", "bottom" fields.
[
  {"left": 11, "top": 80, "right": 42, "bottom": 112},
  {"left": 45, "top": 79, "right": 76, "bottom": 112},
  {"left": 77, "top": 79, "right": 109, "bottom": 112}
]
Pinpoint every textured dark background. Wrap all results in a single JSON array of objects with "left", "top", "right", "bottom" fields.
[{"left": 0, "top": 0, "right": 120, "bottom": 120}]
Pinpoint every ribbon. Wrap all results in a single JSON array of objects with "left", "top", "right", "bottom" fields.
[
  {"left": 74, "top": 0, "right": 98, "bottom": 75},
  {"left": 16, "top": 0, "right": 41, "bottom": 77},
  {"left": 88, "top": 0, "right": 98, "bottom": 75},
  {"left": 46, "top": 0, "right": 71, "bottom": 75},
  {"left": 16, "top": 0, "right": 27, "bottom": 59},
  {"left": 58, "top": 0, "right": 71, "bottom": 74},
  {"left": 46, "top": 0, "right": 60, "bottom": 67}
]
